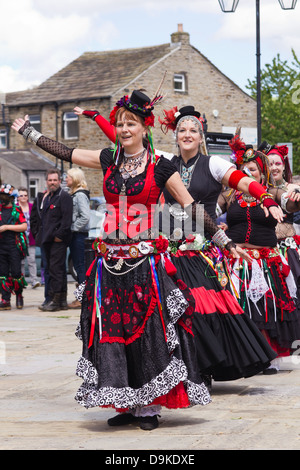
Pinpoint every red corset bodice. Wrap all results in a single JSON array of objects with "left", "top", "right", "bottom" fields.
[{"left": 103, "top": 159, "right": 162, "bottom": 238}]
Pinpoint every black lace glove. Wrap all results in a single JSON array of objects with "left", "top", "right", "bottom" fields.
[
  {"left": 185, "top": 201, "right": 236, "bottom": 251},
  {"left": 18, "top": 119, "right": 74, "bottom": 163}
]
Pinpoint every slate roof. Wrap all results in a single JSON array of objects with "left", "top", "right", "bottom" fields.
[
  {"left": 0, "top": 149, "right": 55, "bottom": 171},
  {"left": 5, "top": 43, "right": 173, "bottom": 107}
]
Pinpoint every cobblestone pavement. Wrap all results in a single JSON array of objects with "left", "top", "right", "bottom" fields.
[{"left": 1, "top": 282, "right": 300, "bottom": 451}]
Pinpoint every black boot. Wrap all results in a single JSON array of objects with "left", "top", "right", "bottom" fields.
[
  {"left": 42, "top": 293, "right": 61, "bottom": 311},
  {"left": 139, "top": 415, "right": 159, "bottom": 431},
  {"left": 16, "top": 293, "right": 24, "bottom": 309},
  {"left": 0, "top": 299, "right": 11, "bottom": 310},
  {"left": 60, "top": 292, "right": 68, "bottom": 310},
  {"left": 107, "top": 413, "right": 138, "bottom": 426}
]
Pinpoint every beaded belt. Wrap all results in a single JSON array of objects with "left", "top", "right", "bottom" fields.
[
  {"left": 229, "top": 246, "right": 280, "bottom": 260},
  {"left": 93, "top": 240, "right": 155, "bottom": 259}
]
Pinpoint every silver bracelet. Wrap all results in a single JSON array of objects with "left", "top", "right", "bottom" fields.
[
  {"left": 281, "top": 192, "right": 292, "bottom": 213},
  {"left": 22, "top": 126, "right": 42, "bottom": 144},
  {"left": 212, "top": 228, "right": 232, "bottom": 249}
]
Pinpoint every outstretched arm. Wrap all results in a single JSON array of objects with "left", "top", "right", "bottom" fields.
[
  {"left": 11, "top": 115, "right": 102, "bottom": 169},
  {"left": 74, "top": 106, "right": 116, "bottom": 143},
  {"left": 222, "top": 167, "right": 284, "bottom": 223},
  {"left": 270, "top": 186, "right": 300, "bottom": 213},
  {"left": 164, "top": 172, "right": 252, "bottom": 261}
]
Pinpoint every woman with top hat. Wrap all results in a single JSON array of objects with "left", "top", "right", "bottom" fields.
[
  {"left": 0, "top": 184, "right": 28, "bottom": 310},
  {"left": 156, "top": 106, "right": 283, "bottom": 382},
  {"left": 12, "top": 89, "right": 250, "bottom": 430},
  {"left": 75, "top": 103, "right": 282, "bottom": 384},
  {"left": 217, "top": 135, "right": 300, "bottom": 373}
]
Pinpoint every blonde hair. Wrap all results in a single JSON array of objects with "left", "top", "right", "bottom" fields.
[{"left": 67, "top": 168, "right": 88, "bottom": 194}]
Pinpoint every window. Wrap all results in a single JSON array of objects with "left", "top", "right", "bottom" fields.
[
  {"left": 0, "top": 129, "right": 7, "bottom": 148},
  {"left": 29, "top": 114, "right": 41, "bottom": 133},
  {"left": 174, "top": 73, "right": 186, "bottom": 92},
  {"left": 63, "top": 112, "right": 79, "bottom": 139},
  {"left": 29, "top": 179, "right": 38, "bottom": 200}
]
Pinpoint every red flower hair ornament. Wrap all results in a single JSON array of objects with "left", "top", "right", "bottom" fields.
[
  {"left": 158, "top": 106, "right": 179, "bottom": 133},
  {"left": 159, "top": 105, "right": 205, "bottom": 135},
  {"left": 228, "top": 135, "right": 247, "bottom": 166}
]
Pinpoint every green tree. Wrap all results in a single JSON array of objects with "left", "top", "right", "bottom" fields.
[{"left": 246, "top": 50, "right": 300, "bottom": 175}]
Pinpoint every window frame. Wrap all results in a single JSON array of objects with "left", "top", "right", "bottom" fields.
[
  {"left": 173, "top": 73, "right": 186, "bottom": 93},
  {"left": 0, "top": 129, "right": 7, "bottom": 148},
  {"left": 29, "top": 178, "right": 38, "bottom": 200},
  {"left": 29, "top": 114, "right": 41, "bottom": 133},
  {"left": 62, "top": 111, "right": 79, "bottom": 140}
]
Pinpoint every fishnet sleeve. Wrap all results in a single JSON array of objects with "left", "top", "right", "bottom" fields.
[
  {"left": 217, "top": 188, "right": 233, "bottom": 214},
  {"left": 36, "top": 136, "right": 74, "bottom": 162},
  {"left": 185, "top": 201, "right": 235, "bottom": 250},
  {"left": 18, "top": 119, "right": 73, "bottom": 162}
]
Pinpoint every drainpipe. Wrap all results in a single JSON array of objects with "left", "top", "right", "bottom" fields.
[
  {"left": 1, "top": 100, "right": 9, "bottom": 149},
  {"left": 54, "top": 102, "right": 59, "bottom": 169}
]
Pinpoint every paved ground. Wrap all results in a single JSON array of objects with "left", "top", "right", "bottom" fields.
[{"left": 1, "top": 281, "right": 300, "bottom": 451}]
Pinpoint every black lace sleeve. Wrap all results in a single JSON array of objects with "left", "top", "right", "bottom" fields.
[
  {"left": 154, "top": 155, "right": 178, "bottom": 189},
  {"left": 100, "top": 148, "right": 115, "bottom": 174}
]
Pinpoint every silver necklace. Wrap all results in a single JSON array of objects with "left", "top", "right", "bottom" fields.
[
  {"left": 119, "top": 148, "right": 146, "bottom": 196},
  {"left": 180, "top": 154, "right": 200, "bottom": 189},
  {"left": 120, "top": 148, "right": 146, "bottom": 181},
  {"left": 124, "top": 148, "right": 145, "bottom": 158}
]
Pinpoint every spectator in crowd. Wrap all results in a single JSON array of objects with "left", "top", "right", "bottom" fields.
[
  {"left": 65, "top": 168, "right": 90, "bottom": 309},
  {"left": 31, "top": 169, "right": 73, "bottom": 311},
  {"left": 17, "top": 187, "right": 40, "bottom": 289},
  {"left": 30, "top": 189, "right": 50, "bottom": 308},
  {"left": 0, "top": 184, "right": 27, "bottom": 310}
]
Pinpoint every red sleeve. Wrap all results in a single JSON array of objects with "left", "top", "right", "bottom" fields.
[{"left": 94, "top": 114, "right": 116, "bottom": 143}]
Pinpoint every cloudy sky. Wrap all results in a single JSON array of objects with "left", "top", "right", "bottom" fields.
[{"left": 1, "top": 0, "right": 300, "bottom": 96}]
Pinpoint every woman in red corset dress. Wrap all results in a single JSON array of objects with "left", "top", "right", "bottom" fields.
[
  {"left": 218, "top": 135, "right": 300, "bottom": 374},
  {"left": 13, "top": 90, "right": 240, "bottom": 431},
  {"left": 74, "top": 104, "right": 282, "bottom": 386}
]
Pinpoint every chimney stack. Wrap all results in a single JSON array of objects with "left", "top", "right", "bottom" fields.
[{"left": 171, "top": 24, "right": 190, "bottom": 46}]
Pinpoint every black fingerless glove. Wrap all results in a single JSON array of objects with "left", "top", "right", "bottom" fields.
[{"left": 19, "top": 119, "right": 73, "bottom": 163}]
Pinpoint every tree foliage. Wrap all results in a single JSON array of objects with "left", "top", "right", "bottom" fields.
[{"left": 246, "top": 50, "right": 300, "bottom": 175}]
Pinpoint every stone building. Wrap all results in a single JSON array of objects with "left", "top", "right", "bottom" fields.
[{"left": 0, "top": 25, "right": 256, "bottom": 199}]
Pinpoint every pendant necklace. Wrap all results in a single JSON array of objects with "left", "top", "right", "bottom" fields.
[
  {"left": 180, "top": 154, "right": 200, "bottom": 189},
  {"left": 119, "top": 148, "right": 146, "bottom": 195}
]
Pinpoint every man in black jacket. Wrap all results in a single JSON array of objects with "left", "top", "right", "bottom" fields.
[{"left": 31, "top": 169, "right": 72, "bottom": 311}]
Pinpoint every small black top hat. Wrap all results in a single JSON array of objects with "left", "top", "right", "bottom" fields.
[
  {"left": 257, "top": 140, "right": 273, "bottom": 155},
  {"left": 122, "top": 90, "right": 153, "bottom": 118},
  {"left": 175, "top": 106, "right": 201, "bottom": 124}
]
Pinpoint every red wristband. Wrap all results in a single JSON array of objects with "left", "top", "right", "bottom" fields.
[
  {"left": 82, "top": 110, "right": 99, "bottom": 120},
  {"left": 248, "top": 181, "right": 267, "bottom": 200},
  {"left": 228, "top": 170, "right": 247, "bottom": 190},
  {"left": 248, "top": 181, "right": 278, "bottom": 208}
]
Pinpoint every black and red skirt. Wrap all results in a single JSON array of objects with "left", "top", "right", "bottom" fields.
[
  {"left": 171, "top": 250, "right": 277, "bottom": 381},
  {"left": 227, "top": 247, "right": 300, "bottom": 357},
  {"left": 75, "top": 241, "right": 211, "bottom": 411}
]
